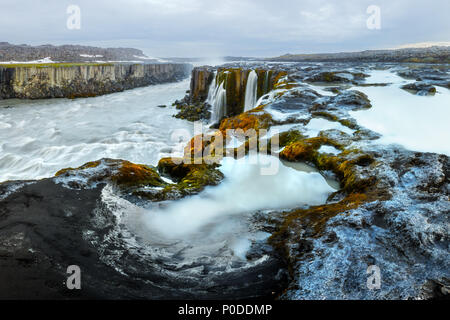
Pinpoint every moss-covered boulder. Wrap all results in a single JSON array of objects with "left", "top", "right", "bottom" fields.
[
  {"left": 219, "top": 108, "right": 273, "bottom": 133},
  {"left": 306, "top": 71, "right": 369, "bottom": 84},
  {"left": 157, "top": 157, "right": 224, "bottom": 197},
  {"left": 54, "top": 157, "right": 223, "bottom": 201},
  {"left": 174, "top": 102, "right": 211, "bottom": 121},
  {"left": 401, "top": 82, "right": 437, "bottom": 95},
  {"left": 55, "top": 158, "right": 165, "bottom": 190}
]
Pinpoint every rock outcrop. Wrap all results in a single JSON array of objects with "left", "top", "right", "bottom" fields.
[
  {"left": 0, "top": 158, "right": 285, "bottom": 299},
  {"left": 0, "top": 63, "right": 192, "bottom": 99},
  {"left": 174, "top": 66, "right": 288, "bottom": 122},
  {"left": 181, "top": 62, "right": 450, "bottom": 300}
]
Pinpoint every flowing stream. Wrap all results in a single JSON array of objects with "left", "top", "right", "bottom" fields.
[{"left": 0, "top": 79, "right": 193, "bottom": 182}]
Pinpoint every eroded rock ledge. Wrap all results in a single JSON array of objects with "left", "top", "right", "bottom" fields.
[{"left": 174, "top": 66, "right": 288, "bottom": 122}]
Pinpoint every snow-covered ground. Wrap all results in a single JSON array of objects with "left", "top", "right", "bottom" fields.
[{"left": 0, "top": 57, "right": 55, "bottom": 64}]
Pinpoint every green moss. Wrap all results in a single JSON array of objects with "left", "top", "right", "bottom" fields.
[
  {"left": 311, "top": 111, "right": 358, "bottom": 130},
  {"left": 268, "top": 192, "right": 369, "bottom": 263},
  {"left": 111, "top": 161, "right": 165, "bottom": 188},
  {"left": 279, "top": 134, "right": 378, "bottom": 193},
  {"left": 55, "top": 160, "right": 101, "bottom": 176},
  {"left": 278, "top": 130, "right": 306, "bottom": 147},
  {"left": 55, "top": 159, "right": 165, "bottom": 190},
  {"left": 312, "top": 111, "right": 338, "bottom": 122},
  {"left": 157, "top": 157, "right": 224, "bottom": 195}
]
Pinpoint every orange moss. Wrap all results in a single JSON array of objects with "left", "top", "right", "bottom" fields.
[
  {"left": 55, "top": 160, "right": 101, "bottom": 176},
  {"left": 269, "top": 192, "right": 369, "bottom": 253},
  {"left": 184, "top": 134, "right": 207, "bottom": 159},
  {"left": 219, "top": 111, "right": 272, "bottom": 133},
  {"left": 157, "top": 157, "right": 223, "bottom": 194},
  {"left": 111, "top": 160, "right": 164, "bottom": 187},
  {"left": 280, "top": 136, "right": 343, "bottom": 162}
]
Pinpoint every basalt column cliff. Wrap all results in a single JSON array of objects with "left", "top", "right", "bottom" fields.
[{"left": 0, "top": 63, "right": 192, "bottom": 99}]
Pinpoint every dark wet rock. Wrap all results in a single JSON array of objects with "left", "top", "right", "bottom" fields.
[
  {"left": 396, "top": 64, "right": 450, "bottom": 90},
  {"left": 54, "top": 158, "right": 224, "bottom": 202},
  {"left": 358, "top": 83, "right": 390, "bottom": 87},
  {"left": 324, "top": 87, "right": 343, "bottom": 94},
  {"left": 174, "top": 102, "right": 211, "bottom": 122},
  {"left": 306, "top": 71, "right": 369, "bottom": 85},
  {"left": 272, "top": 144, "right": 450, "bottom": 300},
  {"left": 268, "top": 87, "right": 320, "bottom": 115},
  {"left": 328, "top": 90, "right": 372, "bottom": 111},
  {"left": 0, "top": 178, "right": 286, "bottom": 299},
  {"left": 306, "top": 71, "right": 353, "bottom": 84},
  {"left": 397, "top": 66, "right": 449, "bottom": 82},
  {"left": 401, "top": 82, "right": 437, "bottom": 95},
  {"left": 419, "top": 278, "right": 450, "bottom": 300}
]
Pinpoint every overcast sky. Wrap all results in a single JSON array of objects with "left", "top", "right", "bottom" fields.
[{"left": 0, "top": 0, "right": 449, "bottom": 58}]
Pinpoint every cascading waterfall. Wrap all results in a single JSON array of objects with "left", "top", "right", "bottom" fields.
[
  {"left": 244, "top": 70, "right": 258, "bottom": 112},
  {"left": 207, "top": 72, "right": 227, "bottom": 124},
  {"left": 206, "top": 71, "right": 217, "bottom": 104}
]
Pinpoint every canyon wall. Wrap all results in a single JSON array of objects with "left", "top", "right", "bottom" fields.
[{"left": 0, "top": 63, "right": 192, "bottom": 99}]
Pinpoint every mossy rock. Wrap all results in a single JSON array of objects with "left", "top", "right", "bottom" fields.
[
  {"left": 219, "top": 109, "right": 273, "bottom": 133},
  {"left": 55, "top": 160, "right": 102, "bottom": 176},
  {"left": 55, "top": 159, "right": 165, "bottom": 190},
  {"left": 157, "top": 157, "right": 224, "bottom": 196},
  {"left": 174, "top": 102, "right": 211, "bottom": 121},
  {"left": 110, "top": 161, "right": 165, "bottom": 188}
]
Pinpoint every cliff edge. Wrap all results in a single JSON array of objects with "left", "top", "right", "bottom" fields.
[{"left": 0, "top": 63, "right": 192, "bottom": 99}]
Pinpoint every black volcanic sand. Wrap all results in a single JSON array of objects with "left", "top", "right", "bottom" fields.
[{"left": 0, "top": 179, "right": 287, "bottom": 299}]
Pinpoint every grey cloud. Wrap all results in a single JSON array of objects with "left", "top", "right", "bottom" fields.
[{"left": 0, "top": 0, "right": 448, "bottom": 57}]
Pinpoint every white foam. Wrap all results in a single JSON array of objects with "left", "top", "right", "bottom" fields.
[
  {"left": 318, "top": 145, "right": 341, "bottom": 155},
  {"left": 143, "top": 154, "right": 335, "bottom": 239},
  {"left": 0, "top": 79, "right": 193, "bottom": 182},
  {"left": 350, "top": 70, "right": 450, "bottom": 156}
]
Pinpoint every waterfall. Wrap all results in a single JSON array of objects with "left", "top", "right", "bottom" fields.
[
  {"left": 206, "top": 72, "right": 217, "bottom": 104},
  {"left": 244, "top": 70, "right": 258, "bottom": 112},
  {"left": 208, "top": 73, "right": 227, "bottom": 124}
]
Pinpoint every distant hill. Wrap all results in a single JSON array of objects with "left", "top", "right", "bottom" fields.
[
  {"left": 0, "top": 42, "right": 164, "bottom": 63},
  {"left": 268, "top": 46, "right": 450, "bottom": 63}
]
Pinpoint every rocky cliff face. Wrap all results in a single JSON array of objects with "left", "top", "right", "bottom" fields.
[
  {"left": 0, "top": 63, "right": 192, "bottom": 99},
  {"left": 189, "top": 67, "right": 215, "bottom": 104},
  {"left": 175, "top": 66, "right": 287, "bottom": 121}
]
